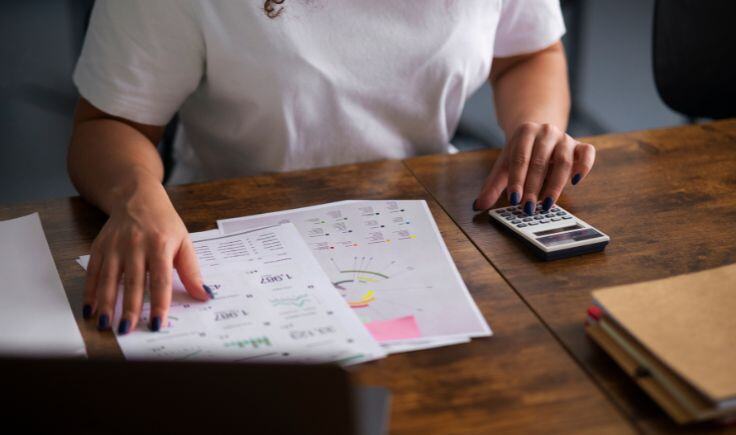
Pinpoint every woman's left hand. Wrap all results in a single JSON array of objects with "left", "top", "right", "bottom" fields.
[{"left": 473, "top": 121, "right": 596, "bottom": 214}]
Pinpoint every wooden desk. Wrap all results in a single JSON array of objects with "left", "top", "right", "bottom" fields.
[
  {"left": 405, "top": 119, "right": 736, "bottom": 434},
  {"left": 1, "top": 120, "right": 734, "bottom": 433}
]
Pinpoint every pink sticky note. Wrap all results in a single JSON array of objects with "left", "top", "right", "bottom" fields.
[{"left": 365, "top": 315, "right": 421, "bottom": 342}]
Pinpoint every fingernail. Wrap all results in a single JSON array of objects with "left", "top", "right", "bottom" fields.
[
  {"left": 543, "top": 196, "right": 554, "bottom": 212},
  {"left": 572, "top": 173, "right": 582, "bottom": 185},
  {"left": 150, "top": 316, "right": 161, "bottom": 332},
  {"left": 97, "top": 314, "right": 110, "bottom": 331},
  {"left": 117, "top": 319, "right": 130, "bottom": 335},
  {"left": 203, "top": 284, "right": 215, "bottom": 299},
  {"left": 524, "top": 201, "right": 535, "bottom": 215},
  {"left": 82, "top": 304, "right": 92, "bottom": 320},
  {"left": 510, "top": 192, "right": 520, "bottom": 205}
]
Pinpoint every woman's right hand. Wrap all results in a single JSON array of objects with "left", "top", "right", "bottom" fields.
[{"left": 82, "top": 181, "right": 210, "bottom": 334}]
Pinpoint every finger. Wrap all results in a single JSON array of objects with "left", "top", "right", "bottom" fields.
[
  {"left": 571, "top": 142, "right": 596, "bottom": 185},
  {"left": 95, "top": 255, "right": 121, "bottom": 331},
  {"left": 540, "top": 137, "right": 576, "bottom": 211},
  {"left": 521, "top": 125, "right": 560, "bottom": 215},
  {"left": 505, "top": 124, "right": 537, "bottom": 207},
  {"left": 174, "top": 238, "right": 210, "bottom": 301},
  {"left": 119, "top": 247, "right": 145, "bottom": 335},
  {"left": 474, "top": 148, "right": 509, "bottom": 210},
  {"left": 83, "top": 249, "right": 103, "bottom": 320},
  {"left": 148, "top": 249, "right": 174, "bottom": 332}
]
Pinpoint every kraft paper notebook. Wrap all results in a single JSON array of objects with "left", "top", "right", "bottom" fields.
[{"left": 587, "top": 263, "right": 736, "bottom": 423}]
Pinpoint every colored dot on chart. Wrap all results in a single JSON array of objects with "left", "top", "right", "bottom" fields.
[
  {"left": 353, "top": 244, "right": 358, "bottom": 246},
  {"left": 386, "top": 240, "right": 391, "bottom": 243},
  {"left": 330, "top": 246, "right": 335, "bottom": 249},
  {"left": 410, "top": 235, "right": 416, "bottom": 239}
]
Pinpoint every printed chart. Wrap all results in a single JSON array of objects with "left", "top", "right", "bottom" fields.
[
  {"left": 78, "top": 226, "right": 385, "bottom": 365},
  {"left": 219, "top": 200, "right": 491, "bottom": 351}
]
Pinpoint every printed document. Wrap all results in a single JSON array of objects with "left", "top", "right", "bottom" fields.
[
  {"left": 218, "top": 200, "right": 492, "bottom": 351},
  {"left": 79, "top": 224, "right": 385, "bottom": 365}
]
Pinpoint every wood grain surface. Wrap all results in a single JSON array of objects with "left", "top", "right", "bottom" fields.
[
  {"left": 404, "top": 119, "right": 736, "bottom": 434},
  {"left": 0, "top": 160, "right": 633, "bottom": 434}
]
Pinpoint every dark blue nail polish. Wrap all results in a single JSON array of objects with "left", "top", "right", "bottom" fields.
[
  {"left": 97, "top": 314, "right": 109, "bottom": 331},
  {"left": 117, "top": 319, "right": 130, "bottom": 335},
  {"left": 510, "top": 192, "right": 520, "bottom": 205},
  {"left": 150, "top": 316, "right": 161, "bottom": 332},
  {"left": 572, "top": 173, "right": 582, "bottom": 185},
  {"left": 543, "top": 196, "right": 554, "bottom": 212},
  {"left": 203, "top": 284, "right": 215, "bottom": 299},
  {"left": 82, "top": 304, "right": 92, "bottom": 320},
  {"left": 524, "top": 201, "right": 535, "bottom": 215}
]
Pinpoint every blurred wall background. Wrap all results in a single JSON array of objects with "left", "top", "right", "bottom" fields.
[{"left": 0, "top": 0, "right": 684, "bottom": 205}]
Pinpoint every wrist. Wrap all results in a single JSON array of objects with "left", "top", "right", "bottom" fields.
[
  {"left": 108, "top": 170, "right": 169, "bottom": 216},
  {"left": 503, "top": 119, "right": 569, "bottom": 141}
]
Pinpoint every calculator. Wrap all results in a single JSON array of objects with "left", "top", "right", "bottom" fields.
[{"left": 488, "top": 203, "right": 610, "bottom": 260}]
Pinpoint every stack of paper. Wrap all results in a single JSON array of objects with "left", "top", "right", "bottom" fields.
[
  {"left": 218, "top": 200, "right": 492, "bottom": 353},
  {"left": 77, "top": 200, "right": 491, "bottom": 364},
  {"left": 0, "top": 213, "right": 86, "bottom": 358},
  {"left": 586, "top": 264, "right": 736, "bottom": 424}
]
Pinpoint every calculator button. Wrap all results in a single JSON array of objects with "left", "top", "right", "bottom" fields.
[
  {"left": 534, "top": 216, "right": 544, "bottom": 220},
  {"left": 562, "top": 216, "right": 573, "bottom": 220},
  {"left": 551, "top": 208, "right": 559, "bottom": 212},
  {"left": 511, "top": 219, "right": 521, "bottom": 224},
  {"left": 505, "top": 207, "right": 516, "bottom": 212},
  {"left": 545, "top": 214, "right": 554, "bottom": 218},
  {"left": 556, "top": 212, "right": 566, "bottom": 216},
  {"left": 528, "top": 222, "right": 539, "bottom": 226},
  {"left": 551, "top": 217, "right": 561, "bottom": 221},
  {"left": 505, "top": 216, "right": 514, "bottom": 220},
  {"left": 516, "top": 223, "right": 527, "bottom": 228},
  {"left": 540, "top": 219, "right": 550, "bottom": 223},
  {"left": 522, "top": 218, "right": 532, "bottom": 222}
]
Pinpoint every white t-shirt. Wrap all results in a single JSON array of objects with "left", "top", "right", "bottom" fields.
[{"left": 74, "top": 0, "right": 565, "bottom": 184}]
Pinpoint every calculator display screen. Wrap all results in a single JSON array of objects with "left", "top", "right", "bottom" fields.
[
  {"left": 533, "top": 224, "right": 583, "bottom": 237},
  {"left": 536, "top": 228, "right": 603, "bottom": 247}
]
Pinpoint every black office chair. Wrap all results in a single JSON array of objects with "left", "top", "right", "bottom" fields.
[{"left": 653, "top": 0, "right": 736, "bottom": 119}]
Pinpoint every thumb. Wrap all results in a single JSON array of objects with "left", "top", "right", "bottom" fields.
[{"left": 174, "top": 237, "right": 210, "bottom": 301}]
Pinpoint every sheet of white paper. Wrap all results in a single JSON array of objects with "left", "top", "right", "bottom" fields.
[
  {"left": 0, "top": 213, "right": 86, "bottom": 357},
  {"left": 218, "top": 200, "right": 492, "bottom": 352},
  {"left": 79, "top": 224, "right": 385, "bottom": 365}
]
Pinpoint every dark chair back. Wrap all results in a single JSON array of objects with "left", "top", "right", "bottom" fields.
[{"left": 653, "top": 0, "right": 736, "bottom": 119}]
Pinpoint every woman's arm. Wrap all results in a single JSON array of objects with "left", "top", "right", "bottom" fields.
[
  {"left": 69, "top": 99, "right": 166, "bottom": 214},
  {"left": 474, "top": 41, "right": 596, "bottom": 214},
  {"left": 68, "top": 98, "right": 209, "bottom": 334}
]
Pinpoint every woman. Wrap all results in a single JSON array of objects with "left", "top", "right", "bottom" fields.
[{"left": 70, "top": 0, "right": 595, "bottom": 334}]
